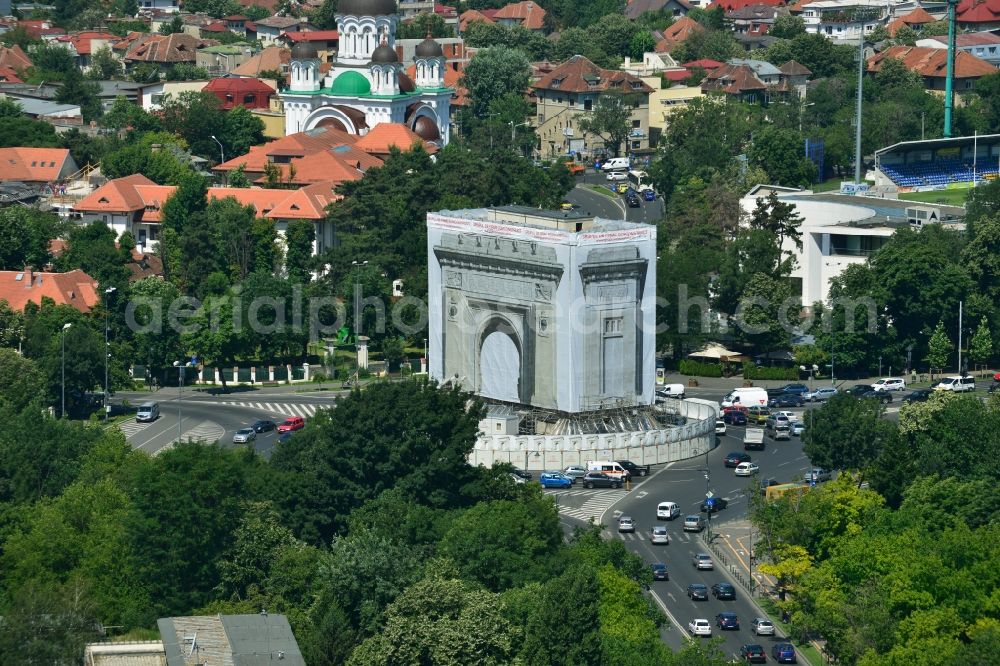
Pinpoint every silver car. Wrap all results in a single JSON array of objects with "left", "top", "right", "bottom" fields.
[
  {"left": 693, "top": 553, "right": 714, "bottom": 570},
  {"left": 232, "top": 428, "right": 256, "bottom": 444},
  {"left": 563, "top": 465, "right": 588, "bottom": 481},
  {"left": 650, "top": 525, "right": 669, "bottom": 544},
  {"left": 618, "top": 516, "right": 635, "bottom": 533},
  {"left": 805, "top": 386, "right": 838, "bottom": 402},
  {"left": 752, "top": 617, "right": 775, "bottom": 636}
]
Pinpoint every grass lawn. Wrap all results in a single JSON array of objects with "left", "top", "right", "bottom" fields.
[
  {"left": 584, "top": 184, "right": 619, "bottom": 198},
  {"left": 898, "top": 189, "right": 969, "bottom": 206}
]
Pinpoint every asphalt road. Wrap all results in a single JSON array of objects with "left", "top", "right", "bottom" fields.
[
  {"left": 547, "top": 387, "right": 821, "bottom": 659},
  {"left": 565, "top": 170, "right": 664, "bottom": 224},
  {"left": 114, "top": 388, "right": 341, "bottom": 457}
]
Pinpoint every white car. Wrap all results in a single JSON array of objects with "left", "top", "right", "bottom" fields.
[
  {"left": 752, "top": 617, "right": 775, "bottom": 636},
  {"left": 715, "top": 419, "right": 727, "bottom": 435},
  {"left": 791, "top": 421, "right": 805, "bottom": 436},
  {"left": 805, "top": 386, "right": 838, "bottom": 401},
  {"left": 934, "top": 376, "right": 975, "bottom": 392},
  {"left": 871, "top": 377, "right": 906, "bottom": 392},
  {"left": 657, "top": 501, "right": 681, "bottom": 520},
  {"left": 735, "top": 462, "right": 760, "bottom": 477},
  {"left": 688, "top": 619, "right": 712, "bottom": 637},
  {"left": 650, "top": 525, "right": 670, "bottom": 544},
  {"left": 232, "top": 428, "right": 256, "bottom": 444},
  {"left": 618, "top": 516, "right": 635, "bottom": 533},
  {"left": 774, "top": 411, "right": 799, "bottom": 422},
  {"left": 606, "top": 171, "right": 627, "bottom": 182}
]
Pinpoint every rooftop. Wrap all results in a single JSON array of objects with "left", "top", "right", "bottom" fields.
[{"left": 433, "top": 205, "right": 654, "bottom": 235}]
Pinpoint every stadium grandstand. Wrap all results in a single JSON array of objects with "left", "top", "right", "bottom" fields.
[{"left": 875, "top": 135, "right": 1000, "bottom": 191}]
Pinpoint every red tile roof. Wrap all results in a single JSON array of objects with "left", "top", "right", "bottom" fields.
[
  {"left": 19, "top": 21, "right": 66, "bottom": 40},
  {"left": 663, "top": 68, "right": 691, "bottom": 82},
  {"left": 266, "top": 181, "right": 339, "bottom": 219},
  {"left": 682, "top": 58, "right": 724, "bottom": 70},
  {"left": 236, "top": 0, "right": 280, "bottom": 12},
  {"left": 0, "top": 66, "right": 23, "bottom": 83},
  {"left": 434, "top": 3, "right": 458, "bottom": 18},
  {"left": 460, "top": 9, "right": 497, "bottom": 31},
  {"left": 231, "top": 45, "right": 290, "bottom": 77},
  {"left": 655, "top": 16, "right": 704, "bottom": 52},
  {"left": 494, "top": 1, "right": 547, "bottom": 30},
  {"left": 57, "top": 31, "right": 115, "bottom": 56},
  {"left": 0, "top": 268, "right": 99, "bottom": 313},
  {"left": 708, "top": 0, "right": 782, "bottom": 12},
  {"left": 0, "top": 148, "right": 72, "bottom": 183},
  {"left": 353, "top": 123, "right": 439, "bottom": 155},
  {"left": 898, "top": 7, "right": 936, "bottom": 24},
  {"left": 868, "top": 45, "right": 998, "bottom": 79},
  {"left": 124, "top": 33, "right": 216, "bottom": 64},
  {"left": 926, "top": 32, "right": 1000, "bottom": 47},
  {"left": 74, "top": 173, "right": 155, "bottom": 214},
  {"left": 261, "top": 144, "right": 383, "bottom": 186},
  {"left": 957, "top": 0, "right": 1000, "bottom": 23},
  {"left": 533, "top": 55, "right": 655, "bottom": 95},
  {"left": 213, "top": 125, "right": 358, "bottom": 174},
  {"left": 702, "top": 63, "right": 767, "bottom": 95},
  {"left": 0, "top": 44, "right": 32, "bottom": 71}
]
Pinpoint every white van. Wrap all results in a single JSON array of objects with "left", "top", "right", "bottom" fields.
[
  {"left": 136, "top": 402, "right": 160, "bottom": 422},
  {"left": 871, "top": 378, "right": 906, "bottom": 392},
  {"left": 601, "top": 157, "right": 630, "bottom": 172},
  {"left": 721, "top": 387, "right": 769, "bottom": 409},
  {"left": 934, "top": 376, "right": 975, "bottom": 392},
  {"left": 586, "top": 460, "right": 628, "bottom": 480},
  {"left": 655, "top": 384, "right": 685, "bottom": 401}
]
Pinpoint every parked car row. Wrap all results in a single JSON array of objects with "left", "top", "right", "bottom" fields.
[{"left": 231, "top": 416, "right": 302, "bottom": 445}]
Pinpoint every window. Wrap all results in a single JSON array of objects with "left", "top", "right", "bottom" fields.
[
  {"left": 152, "top": 94, "right": 164, "bottom": 105},
  {"left": 226, "top": 93, "right": 234, "bottom": 102},
  {"left": 632, "top": 119, "right": 640, "bottom": 128},
  {"left": 569, "top": 98, "right": 575, "bottom": 107},
  {"left": 538, "top": 113, "right": 544, "bottom": 122},
  {"left": 584, "top": 98, "right": 592, "bottom": 111},
  {"left": 243, "top": 94, "right": 256, "bottom": 104},
  {"left": 631, "top": 140, "right": 640, "bottom": 149}
]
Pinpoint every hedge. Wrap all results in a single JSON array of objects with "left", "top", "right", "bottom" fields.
[
  {"left": 679, "top": 359, "right": 724, "bottom": 377},
  {"left": 743, "top": 362, "right": 800, "bottom": 380}
]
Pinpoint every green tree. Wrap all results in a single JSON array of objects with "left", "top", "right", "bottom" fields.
[
  {"left": 216, "top": 500, "right": 298, "bottom": 599},
  {"left": 159, "top": 15, "right": 184, "bottom": 35},
  {"left": 2, "top": 25, "right": 38, "bottom": 50},
  {"left": 551, "top": 28, "right": 611, "bottom": 67},
  {"left": 926, "top": 320, "right": 953, "bottom": 376},
  {"left": 672, "top": 28, "right": 742, "bottom": 64},
  {"left": 228, "top": 164, "right": 251, "bottom": 188},
  {"left": 0, "top": 207, "right": 65, "bottom": 271},
  {"left": 874, "top": 57, "right": 923, "bottom": 91},
  {"left": 101, "top": 132, "right": 191, "bottom": 184},
  {"left": 770, "top": 15, "right": 806, "bottom": 39},
  {"left": 165, "top": 62, "right": 209, "bottom": 81},
  {"left": 520, "top": 565, "right": 602, "bottom": 666},
  {"left": 629, "top": 30, "right": 657, "bottom": 60},
  {"left": 969, "top": 316, "right": 994, "bottom": 373},
  {"left": 397, "top": 12, "right": 450, "bottom": 39},
  {"left": 439, "top": 494, "right": 562, "bottom": 591},
  {"left": 160, "top": 91, "right": 228, "bottom": 160},
  {"left": 803, "top": 393, "right": 892, "bottom": 482},
  {"left": 748, "top": 126, "right": 817, "bottom": 186},
  {"left": 160, "top": 171, "right": 208, "bottom": 284},
  {"left": 0, "top": 116, "right": 63, "bottom": 148},
  {"left": 579, "top": 92, "right": 636, "bottom": 157},
  {"left": 29, "top": 42, "right": 77, "bottom": 79},
  {"left": 595, "top": 563, "right": 669, "bottom": 665},
  {"left": 126, "top": 277, "right": 183, "bottom": 375},
  {"left": 56, "top": 67, "right": 102, "bottom": 122},
  {"left": 219, "top": 105, "right": 265, "bottom": 159},
  {"left": 733, "top": 272, "right": 793, "bottom": 353},
  {"left": 0, "top": 348, "right": 45, "bottom": 412},
  {"left": 347, "top": 563, "right": 520, "bottom": 666},
  {"left": 460, "top": 45, "right": 531, "bottom": 117},
  {"left": 284, "top": 219, "right": 315, "bottom": 284},
  {"left": 590, "top": 13, "right": 640, "bottom": 60},
  {"left": 269, "top": 380, "right": 484, "bottom": 544},
  {"left": 86, "top": 46, "right": 123, "bottom": 80},
  {"left": 0, "top": 300, "right": 25, "bottom": 349},
  {"left": 59, "top": 221, "right": 130, "bottom": 292},
  {"left": 0, "top": 579, "right": 101, "bottom": 663},
  {"left": 309, "top": 0, "right": 339, "bottom": 29},
  {"left": 100, "top": 96, "right": 164, "bottom": 135}
]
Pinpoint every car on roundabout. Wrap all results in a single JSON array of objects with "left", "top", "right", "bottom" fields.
[
  {"left": 539, "top": 472, "right": 573, "bottom": 489},
  {"left": 562, "top": 465, "right": 588, "bottom": 480},
  {"left": 725, "top": 452, "right": 752, "bottom": 467},
  {"left": 582, "top": 472, "right": 622, "bottom": 489},
  {"left": 700, "top": 497, "right": 728, "bottom": 513},
  {"left": 657, "top": 501, "right": 681, "bottom": 520},
  {"left": 735, "top": 462, "right": 760, "bottom": 477},
  {"left": 688, "top": 619, "right": 712, "bottom": 637},
  {"left": 232, "top": 428, "right": 256, "bottom": 444},
  {"left": 724, "top": 409, "right": 748, "bottom": 425},
  {"left": 251, "top": 419, "right": 276, "bottom": 433},
  {"left": 805, "top": 386, "right": 838, "bottom": 401}
]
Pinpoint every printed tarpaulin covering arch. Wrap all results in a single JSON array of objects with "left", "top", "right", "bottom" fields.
[{"left": 688, "top": 343, "right": 748, "bottom": 361}]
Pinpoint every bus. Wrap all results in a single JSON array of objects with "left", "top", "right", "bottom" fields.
[{"left": 627, "top": 170, "right": 653, "bottom": 192}]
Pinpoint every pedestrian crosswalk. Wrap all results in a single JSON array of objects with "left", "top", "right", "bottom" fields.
[
  {"left": 546, "top": 489, "right": 624, "bottom": 523},
  {"left": 215, "top": 401, "right": 323, "bottom": 418},
  {"left": 153, "top": 420, "right": 226, "bottom": 455},
  {"left": 614, "top": 530, "right": 698, "bottom": 543},
  {"left": 119, "top": 420, "right": 151, "bottom": 438}
]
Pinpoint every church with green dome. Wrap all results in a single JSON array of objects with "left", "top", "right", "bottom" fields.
[{"left": 281, "top": 0, "right": 451, "bottom": 145}]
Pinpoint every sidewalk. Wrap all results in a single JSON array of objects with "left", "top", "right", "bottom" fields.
[{"left": 665, "top": 370, "right": 998, "bottom": 393}]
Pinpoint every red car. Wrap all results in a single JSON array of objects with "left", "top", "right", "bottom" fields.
[{"left": 277, "top": 415, "right": 305, "bottom": 433}]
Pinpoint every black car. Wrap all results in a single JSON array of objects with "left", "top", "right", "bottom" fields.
[
  {"left": 725, "top": 452, "right": 752, "bottom": 468},
  {"left": 686, "top": 583, "right": 709, "bottom": 600},
  {"left": 278, "top": 431, "right": 294, "bottom": 444},
  {"left": 861, "top": 389, "right": 893, "bottom": 404},
  {"left": 772, "top": 643, "right": 797, "bottom": 663},
  {"left": 651, "top": 563, "right": 669, "bottom": 581},
  {"left": 617, "top": 460, "right": 650, "bottom": 477},
  {"left": 903, "top": 388, "right": 934, "bottom": 403},
  {"left": 582, "top": 472, "right": 622, "bottom": 489},
  {"left": 700, "top": 497, "right": 729, "bottom": 513},
  {"left": 711, "top": 582, "right": 736, "bottom": 600},
  {"left": 741, "top": 644, "right": 767, "bottom": 664},
  {"left": 626, "top": 194, "right": 641, "bottom": 208},
  {"left": 251, "top": 419, "right": 277, "bottom": 433},
  {"left": 989, "top": 382, "right": 1000, "bottom": 394},
  {"left": 724, "top": 410, "right": 748, "bottom": 425},
  {"left": 512, "top": 468, "right": 533, "bottom": 481},
  {"left": 716, "top": 611, "right": 740, "bottom": 630},
  {"left": 847, "top": 383, "right": 874, "bottom": 397},
  {"left": 769, "top": 393, "right": 805, "bottom": 408}
]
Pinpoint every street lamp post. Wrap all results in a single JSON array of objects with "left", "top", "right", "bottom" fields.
[
  {"left": 61, "top": 323, "right": 72, "bottom": 417},
  {"left": 173, "top": 360, "right": 194, "bottom": 443},
  {"left": 209, "top": 134, "right": 225, "bottom": 165},
  {"left": 104, "top": 287, "right": 116, "bottom": 422},
  {"left": 694, "top": 446, "right": 712, "bottom": 539}
]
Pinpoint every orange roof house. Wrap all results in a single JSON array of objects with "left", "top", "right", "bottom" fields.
[
  {"left": 460, "top": 9, "right": 497, "bottom": 31},
  {"left": 493, "top": 1, "right": 547, "bottom": 31},
  {"left": 231, "top": 45, "right": 290, "bottom": 77},
  {"left": 0, "top": 268, "right": 99, "bottom": 313},
  {"left": 212, "top": 125, "right": 360, "bottom": 176},
  {"left": 655, "top": 16, "right": 704, "bottom": 53},
  {"left": 867, "top": 45, "right": 998, "bottom": 91},
  {"left": 0, "top": 148, "right": 77, "bottom": 184},
  {"left": 956, "top": 0, "right": 1000, "bottom": 28},
  {"left": 0, "top": 44, "right": 32, "bottom": 72},
  {"left": 123, "top": 33, "right": 216, "bottom": 66},
  {"left": 352, "top": 122, "right": 440, "bottom": 156}
]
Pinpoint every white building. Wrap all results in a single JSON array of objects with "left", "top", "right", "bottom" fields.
[
  {"left": 916, "top": 33, "right": 1000, "bottom": 68},
  {"left": 740, "top": 187, "right": 965, "bottom": 306},
  {"left": 428, "top": 206, "right": 657, "bottom": 413},
  {"left": 280, "top": 0, "right": 452, "bottom": 145},
  {"left": 801, "top": 0, "right": 890, "bottom": 43}
]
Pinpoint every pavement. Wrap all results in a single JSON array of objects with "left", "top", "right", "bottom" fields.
[{"left": 565, "top": 169, "right": 664, "bottom": 224}]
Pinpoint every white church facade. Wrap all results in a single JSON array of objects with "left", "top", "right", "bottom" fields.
[{"left": 281, "top": 0, "right": 452, "bottom": 145}]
